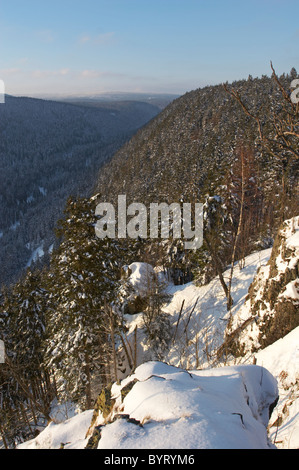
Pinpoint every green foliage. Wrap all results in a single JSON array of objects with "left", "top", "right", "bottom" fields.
[
  {"left": 141, "top": 272, "right": 173, "bottom": 360},
  {"left": 96, "top": 71, "right": 298, "bottom": 283},
  {"left": 43, "top": 196, "right": 124, "bottom": 407}
]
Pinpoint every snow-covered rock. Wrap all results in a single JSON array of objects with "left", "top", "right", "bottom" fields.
[
  {"left": 19, "top": 361, "right": 278, "bottom": 449},
  {"left": 120, "top": 262, "right": 156, "bottom": 314},
  {"left": 123, "top": 262, "right": 156, "bottom": 296},
  {"left": 255, "top": 327, "right": 299, "bottom": 449},
  {"left": 98, "top": 361, "right": 278, "bottom": 449},
  {"left": 226, "top": 215, "right": 299, "bottom": 356}
]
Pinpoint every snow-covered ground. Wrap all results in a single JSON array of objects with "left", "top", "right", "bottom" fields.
[
  {"left": 255, "top": 327, "right": 299, "bottom": 449},
  {"left": 98, "top": 361, "right": 278, "bottom": 449},
  {"left": 165, "top": 249, "right": 272, "bottom": 370},
  {"left": 17, "top": 217, "right": 298, "bottom": 450},
  {"left": 18, "top": 361, "right": 278, "bottom": 449},
  {"left": 122, "top": 248, "right": 272, "bottom": 373},
  {"left": 18, "top": 409, "right": 93, "bottom": 449}
]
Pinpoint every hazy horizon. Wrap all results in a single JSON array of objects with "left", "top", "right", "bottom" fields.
[{"left": 0, "top": 0, "right": 298, "bottom": 97}]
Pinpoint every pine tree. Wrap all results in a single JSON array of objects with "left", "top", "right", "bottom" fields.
[
  {"left": 44, "top": 196, "right": 123, "bottom": 409},
  {"left": 141, "top": 270, "right": 172, "bottom": 360},
  {"left": 0, "top": 268, "right": 54, "bottom": 446}
]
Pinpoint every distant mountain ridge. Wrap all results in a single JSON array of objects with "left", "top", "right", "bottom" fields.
[{"left": 28, "top": 92, "right": 180, "bottom": 110}]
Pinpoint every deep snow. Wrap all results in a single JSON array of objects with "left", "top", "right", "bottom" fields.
[
  {"left": 17, "top": 217, "right": 299, "bottom": 450},
  {"left": 18, "top": 361, "right": 278, "bottom": 449}
]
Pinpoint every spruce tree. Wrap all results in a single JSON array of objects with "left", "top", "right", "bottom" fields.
[
  {"left": 44, "top": 196, "right": 123, "bottom": 409},
  {"left": 0, "top": 268, "right": 53, "bottom": 446}
]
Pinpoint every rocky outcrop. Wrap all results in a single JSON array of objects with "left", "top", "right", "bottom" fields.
[
  {"left": 85, "top": 361, "right": 278, "bottom": 449},
  {"left": 224, "top": 216, "right": 299, "bottom": 357}
]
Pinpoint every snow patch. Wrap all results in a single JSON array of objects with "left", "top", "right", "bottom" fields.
[
  {"left": 18, "top": 410, "right": 93, "bottom": 449},
  {"left": 26, "top": 244, "right": 44, "bottom": 267},
  {"left": 279, "top": 280, "right": 299, "bottom": 301},
  {"left": 9, "top": 221, "right": 20, "bottom": 231},
  {"left": 39, "top": 186, "right": 47, "bottom": 196},
  {"left": 125, "top": 262, "right": 156, "bottom": 297}
]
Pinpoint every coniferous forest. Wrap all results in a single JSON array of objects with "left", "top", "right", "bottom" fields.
[
  {"left": 0, "top": 65, "right": 298, "bottom": 448},
  {"left": 0, "top": 96, "right": 163, "bottom": 287}
]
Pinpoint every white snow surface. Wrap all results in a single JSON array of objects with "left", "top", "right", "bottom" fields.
[
  {"left": 18, "top": 410, "right": 93, "bottom": 449},
  {"left": 18, "top": 361, "right": 278, "bottom": 450},
  {"left": 101, "top": 361, "right": 278, "bottom": 449},
  {"left": 255, "top": 327, "right": 299, "bottom": 449},
  {"left": 17, "top": 217, "right": 299, "bottom": 449},
  {"left": 125, "top": 261, "right": 156, "bottom": 297}
]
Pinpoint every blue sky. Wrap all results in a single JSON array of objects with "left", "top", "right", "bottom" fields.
[{"left": 0, "top": 0, "right": 298, "bottom": 96}]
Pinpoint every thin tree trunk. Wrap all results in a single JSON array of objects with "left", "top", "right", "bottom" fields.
[
  {"left": 84, "top": 352, "right": 92, "bottom": 410},
  {"left": 227, "top": 148, "right": 245, "bottom": 313},
  {"left": 173, "top": 299, "right": 185, "bottom": 342},
  {"left": 29, "top": 397, "right": 38, "bottom": 427},
  {"left": 20, "top": 401, "right": 32, "bottom": 433},
  {"left": 4, "top": 355, "right": 51, "bottom": 422},
  {"left": 109, "top": 308, "right": 118, "bottom": 383},
  {"left": 119, "top": 332, "right": 134, "bottom": 371},
  {"left": 205, "top": 236, "right": 233, "bottom": 306},
  {"left": 184, "top": 297, "right": 199, "bottom": 334},
  {"left": 133, "top": 326, "right": 138, "bottom": 370}
]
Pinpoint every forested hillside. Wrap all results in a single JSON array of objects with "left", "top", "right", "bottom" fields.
[
  {"left": 0, "top": 67, "right": 298, "bottom": 449},
  {"left": 0, "top": 95, "right": 161, "bottom": 287},
  {"left": 96, "top": 68, "right": 298, "bottom": 285},
  {"left": 96, "top": 70, "right": 298, "bottom": 209}
]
